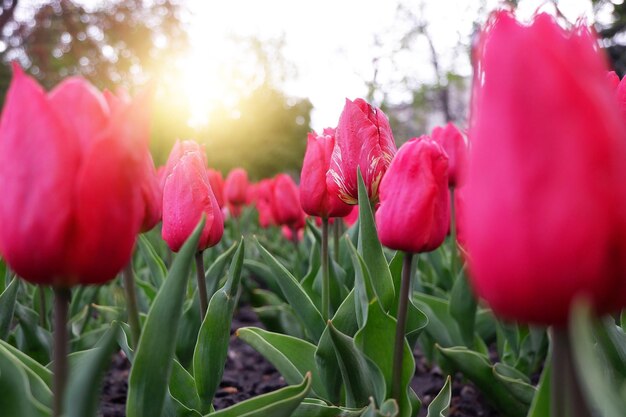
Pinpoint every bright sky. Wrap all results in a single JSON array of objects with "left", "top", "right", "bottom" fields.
[
  {"left": 13, "top": 0, "right": 598, "bottom": 131},
  {"left": 184, "top": 0, "right": 595, "bottom": 131}
]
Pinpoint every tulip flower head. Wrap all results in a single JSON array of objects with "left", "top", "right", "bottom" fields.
[
  {"left": 207, "top": 168, "right": 225, "bottom": 208},
  {"left": 431, "top": 122, "right": 468, "bottom": 187},
  {"left": 376, "top": 136, "right": 450, "bottom": 254},
  {"left": 255, "top": 179, "right": 277, "bottom": 228},
  {"left": 225, "top": 168, "right": 249, "bottom": 206},
  {"left": 327, "top": 98, "right": 397, "bottom": 204},
  {"left": 0, "top": 64, "right": 150, "bottom": 286},
  {"left": 466, "top": 11, "right": 626, "bottom": 325},
  {"left": 271, "top": 174, "right": 305, "bottom": 228},
  {"left": 301, "top": 130, "right": 352, "bottom": 218},
  {"left": 162, "top": 140, "right": 224, "bottom": 252}
]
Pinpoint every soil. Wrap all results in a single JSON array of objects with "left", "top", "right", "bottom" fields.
[{"left": 99, "top": 306, "right": 498, "bottom": 417}]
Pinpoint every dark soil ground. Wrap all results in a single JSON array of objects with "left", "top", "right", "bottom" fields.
[{"left": 99, "top": 306, "right": 499, "bottom": 417}]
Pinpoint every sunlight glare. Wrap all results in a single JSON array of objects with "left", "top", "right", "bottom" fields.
[{"left": 177, "top": 43, "right": 238, "bottom": 129}]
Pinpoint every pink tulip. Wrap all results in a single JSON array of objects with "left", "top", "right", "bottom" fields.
[
  {"left": 301, "top": 130, "right": 352, "bottom": 218},
  {"left": 466, "top": 11, "right": 626, "bottom": 324},
  {"left": 0, "top": 64, "right": 149, "bottom": 285},
  {"left": 162, "top": 140, "right": 223, "bottom": 252},
  {"left": 327, "top": 98, "right": 397, "bottom": 204},
  {"left": 376, "top": 136, "right": 449, "bottom": 253}
]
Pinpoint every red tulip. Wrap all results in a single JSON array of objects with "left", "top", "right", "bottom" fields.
[
  {"left": 301, "top": 130, "right": 352, "bottom": 218},
  {"left": 607, "top": 71, "right": 626, "bottom": 122},
  {"left": 207, "top": 168, "right": 225, "bottom": 208},
  {"left": 139, "top": 151, "right": 163, "bottom": 232},
  {"left": 255, "top": 179, "right": 276, "bottom": 228},
  {"left": 376, "top": 136, "right": 450, "bottom": 253},
  {"left": 466, "top": 11, "right": 626, "bottom": 325},
  {"left": 327, "top": 98, "right": 397, "bottom": 204},
  {"left": 271, "top": 174, "right": 305, "bottom": 228},
  {"left": 0, "top": 64, "right": 148, "bottom": 286},
  {"left": 431, "top": 123, "right": 468, "bottom": 187},
  {"left": 281, "top": 225, "right": 304, "bottom": 242},
  {"left": 162, "top": 140, "right": 223, "bottom": 252},
  {"left": 106, "top": 88, "right": 162, "bottom": 232},
  {"left": 343, "top": 206, "right": 359, "bottom": 227},
  {"left": 224, "top": 168, "right": 249, "bottom": 207}
]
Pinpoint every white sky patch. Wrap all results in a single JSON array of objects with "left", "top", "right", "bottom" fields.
[{"left": 186, "top": 0, "right": 594, "bottom": 131}]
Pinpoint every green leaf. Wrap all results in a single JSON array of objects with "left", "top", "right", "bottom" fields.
[
  {"left": 328, "top": 322, "right": 385, "bottom": 408},
  {"left": 0, "top": 343, "right": 52, "bottom": 408},
  {"left": 171, "top": 359, "right": 202, "bottom": 412},
  {"left": 448, "top": 271, "right": 476, "bottom": 348},
  {"left": 292, "top": 399, "right": 365, "bottom": 417},
  {"left": 356, "top": 170, "right": 394, "bottom": 312},
  {"left": 256, "top": 239, "right": 325, "bottom": 342},
  {"left": 127, "top": 218, "right": 205, "bottom": 417},
  {"left": 436, "top": 346, "right": 531, "bottom": 417},
  {"left": 492, "top": 363, "right": 535, "bottom": 404},
  {"left": 0, "top": 277, "right": 19, "bottom": 340},
  {"left": 526, "top": 357, "right": 550, "bottom": 417},
  {"left": 315, "top": 289, "right": 358, "bottom": 404},
  {"left": 362, "top": 398, "right": 399, "bottom": 417},
  {"left": 354, "top": 300, "right": 414, "bottom": 417},
  {"left": 425, "top": 376, "right": 451, "bottom": 417},
  {"left": 0, "top": 338, "right": 52, "bottom": 388},
  {"left": 205, "top": 242, "right": 238, "bottom": 299},
  {"left": 207, "top": 373, "right": 312, "bottom": 417},
  {"left": 569, "top": 300, "right": 626, "bottom": 417},
  {"left": 14, "top": 303, "right": 52, "bottom": 364},
  {"left": 64, "top": 323, "right": 119, "bottom": 417},
  {"left": 238, "top": 326, "right": 328, "bottom": 400},
  {"left": 193, "top": 239, "right": 245, "bottom": 412},
  {"left": 347, "top": 239, "right": 375, "bottom": 327},
  {"left": 137, "top": 234, "right": 167, "bottom": 287},
  {"left": 0, "top": 345, "right": 51, "bottom": 417},
  {"left": 412, "top": 294, "right": 462, "bottom": 348}
]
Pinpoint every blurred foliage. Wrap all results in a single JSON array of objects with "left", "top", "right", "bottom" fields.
[
  {"left": 198, "top": 85, "right": 311, "bottom": 181},
  {"left": 0, "top": 0, "right": 187, "bottom": 94},
  {"left": 593, "top": 0, "right": 626, "bottom": 76},
  {"left": 0, "top": 0, "right": 311, "bottom": 180},
  {"left": 150, "top": 34, "right": 312, "bottom": 178}
]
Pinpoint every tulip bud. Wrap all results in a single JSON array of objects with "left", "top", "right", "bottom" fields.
[
  {"left": 376, "top": 136, "right": 450, "bottom": 254},
  {"left": 0, "top": 65, "right": 148, "bottom": 286},
  {"left": 162, "top": 140, "right": 223, "bottom": 252},
  {"left": 466, "top": 12, "right": 626, "bottom": 325},
  {"left": 255, "top": 179, "right": 276, "bottom": 228},
  {"left": 207, "top": 168, "right": 225, "bottom": 208},
  {"left": 301, "top": 130, "right": 352, "bottom": 218},
  {"left": 224, "top": 168, "right": 249, "bottom": 207},
  {"left": 139, "top": 152, "right": 163, "bottom": 232},
  {"left": 327, "top": 98, "right": 397, "bottom": 204},
  {"left": 343, "top": 205, "right": 359, "bottom": 227},
  {"left": 431, "top": 123, "right": 468, "bottom": 187},
  {"left": 271, "top": 174, "right": 305, "bottom": 228}
]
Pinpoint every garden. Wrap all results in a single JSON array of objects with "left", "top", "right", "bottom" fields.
[{"left": 0, "top": 1, "right": 626, "bottom": 417}]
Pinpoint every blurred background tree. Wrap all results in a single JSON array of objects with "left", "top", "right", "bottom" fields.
[
  {"left": 592, "top": 0, "right": 626, "bottom": 75},
  {"left": 0, "top": 0, "right": 311, "bottom": 179}
]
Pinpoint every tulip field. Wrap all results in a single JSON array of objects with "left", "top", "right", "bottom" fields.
[{"left": 3, "top": 8, "right": 626, "bottom": 417}]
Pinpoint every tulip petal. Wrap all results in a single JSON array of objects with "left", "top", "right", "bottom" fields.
[{"left": 0, "top": 64, "right": 80, "bottom": 283}]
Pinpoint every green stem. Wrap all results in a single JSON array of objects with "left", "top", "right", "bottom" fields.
[
  {"left": 392, "top": 252, "right": 414, "bottom": 403},
  {"left": 321, "top": 217, "right": 330, "bottom": 321},
  {"left": 53, "top": 287, "right": 70, "bottom": 417},
  {"left": 195, "top": 250, "right": 208, "bottom": 321},
  {"left": 333, "top": 220, "right": 341, "bottom": 263},
  {"left": 449, "top": 187, "right": 458, "bottom": 277},
  {"left": 38, "top": 285, "right": 47, "bottom": 328},
  {"left": 122, "top": 263, "right": 141, "bottom": 349},
  {"left": 551, "top": 327, "right": 593, "bottom": 417}
]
